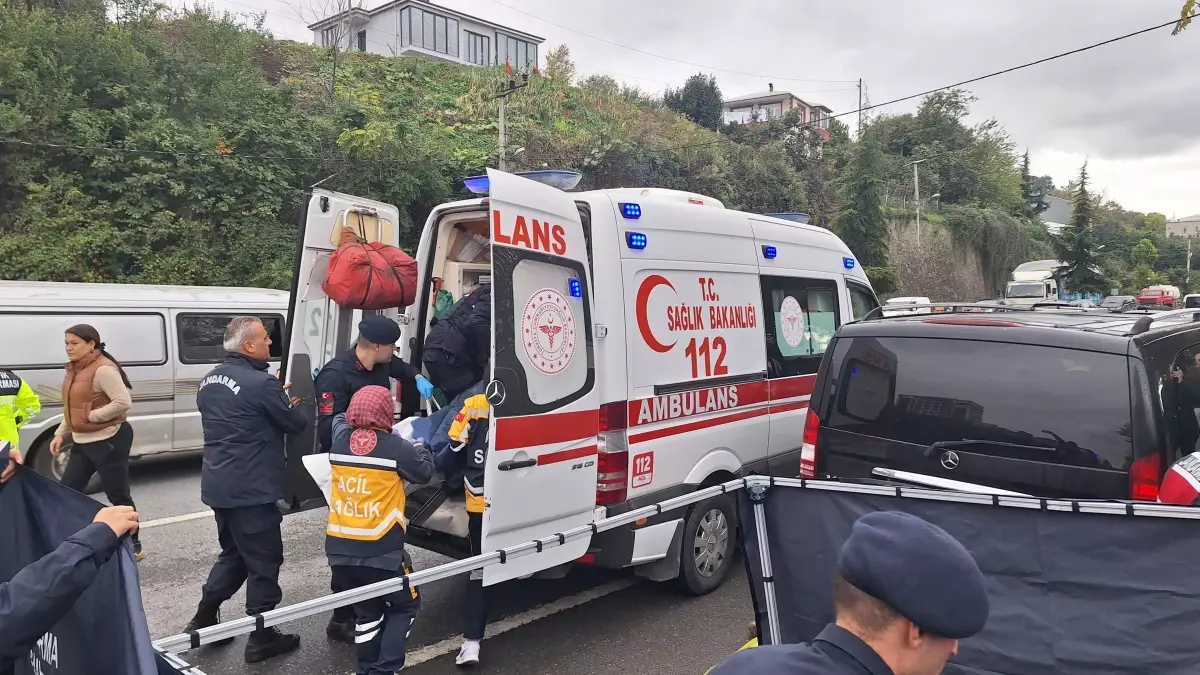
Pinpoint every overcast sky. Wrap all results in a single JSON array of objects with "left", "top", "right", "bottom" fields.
[{"left": 197, "top": 0, "right": 1200, "bottom": 218}]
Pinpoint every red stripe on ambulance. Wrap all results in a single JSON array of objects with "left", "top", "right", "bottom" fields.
[
  {"left": 495, "top": 410, "right": 599, "bottom": 451},
  {"left": 629, "top": 408, "right": 770, "bottom": 445},
  {"left": 769, "top": 374, "right": 816, "bottom": 400},
  {"left": 538, "top": 445, "right": 599, "bottom": 466}
]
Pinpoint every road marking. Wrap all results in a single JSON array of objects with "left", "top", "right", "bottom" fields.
[
  {"left": 401, "top": 578, "right": 638, "bottom": 668},
  {"left": 140, "top": 510, "right": 214, "bottom": 529}
]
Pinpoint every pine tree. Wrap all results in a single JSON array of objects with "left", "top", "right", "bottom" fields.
[
  {"left": 663, "top": 74, "right": 724, "bottom": 131},
  {"left": 1052, "top": 161, "right": 1107, "bottom": 293},
  {"left": 833, "top": 137, "right": 889, "bottom": 267},
  {"left": 1020, "top": 150, "right": 1048, "bottom": 218}
]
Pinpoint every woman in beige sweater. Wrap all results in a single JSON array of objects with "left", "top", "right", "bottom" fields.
[{"left": 50, "top": 324, "right": 142, "bottom": 560}]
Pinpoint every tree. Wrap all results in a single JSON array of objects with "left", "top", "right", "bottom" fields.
[
  {"left": 663, "top": 73, "right": 723, "bottom": 131},
  {"left": 543, "top": 44, "right": 575, "bottom": 83},
  {"left": 1020, "top": 150, "right": 1048, "bottom": 219},
  {"left": 1131, "top": 238, "right": 1159, "bottom": 268},
  {"left": 1145, "top": 212, "right": 1168, "bottom": 232},
  {"left": 1052, "top": 161, "right": 1108, "bottom": 293},
  {"left": 1175, "top": 0, "right": 1195, "bottom": 34},
  {"left": 833, "top": 136, "right": 889, "bottom": 268}
]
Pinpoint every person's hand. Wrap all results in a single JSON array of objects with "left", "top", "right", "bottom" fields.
[
  {"left": 49, "top": 435, "right": 66, "bottom": 456},
  {"left": 416, "top": 376, "right": 434, "bottom": 400},
  {"left": 93, "top": 505, "right": 139, "bottom": 537},
  {"left": 1, "top": 448, "right": 21, "bottom": 484},
  {"left": 290, "top": 396, "right": 301, "bottom": 407}
]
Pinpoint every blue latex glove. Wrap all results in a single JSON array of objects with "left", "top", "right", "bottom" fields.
[{"left": 416, "top": 376, "right": 434, "bottom": 400}]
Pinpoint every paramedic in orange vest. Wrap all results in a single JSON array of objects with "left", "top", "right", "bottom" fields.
[
  {"left": 448, "top": 391, "right": 490, "bottom": 666},
  {"left": 327, "top": 385, "right": 434, "bottom": 675}
]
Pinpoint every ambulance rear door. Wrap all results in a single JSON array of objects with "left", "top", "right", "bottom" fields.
[
  {"left": 280, "top": 189, "right": 401, "bottom": 511},
  {"left": 483, "top": 169, "right": 599, "bottom": 585}
]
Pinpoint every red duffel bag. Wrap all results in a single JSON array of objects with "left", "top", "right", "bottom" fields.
[{"left": 322, "top": 227, "right": 418, "bottom": 309}]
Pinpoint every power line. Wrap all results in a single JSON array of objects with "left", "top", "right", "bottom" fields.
[
  {"left": 664, "top": 12, "right": 1199, "bottom": 153},
  {"left": 477, "top": 0, "right": 859, "bottom": 84}
]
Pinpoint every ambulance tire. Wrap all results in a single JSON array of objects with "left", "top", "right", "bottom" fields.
[
  {"left": 31, "top": 437, "right": 102, "bottom": 494},
  {"left": 676, "top": 494, "right": 736, "bottom": 596}
]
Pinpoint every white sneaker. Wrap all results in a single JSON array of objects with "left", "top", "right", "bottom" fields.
[{"left": 455, "top": 640, "right": 480, "bottom": 667}]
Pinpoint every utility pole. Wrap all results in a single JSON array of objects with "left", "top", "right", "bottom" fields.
[
  {"left": 1189, "top": 237, "right": 1193, "bottom": 289},
  {"left": 492, "top": 73, "right": 530, "bottom": 171},
  {"left": 909, "top": 158, "right": 927, "bottom": 246},
  {"left": 857, "top": 78, "right": 863, "bottom": 137}
]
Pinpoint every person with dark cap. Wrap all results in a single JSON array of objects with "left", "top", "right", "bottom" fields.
[
  {"left": 315, "top": 315, "right": 434, "bottom": 643},
  {"left": 710, "top": 511, "right": 989, "bottom": 675}
]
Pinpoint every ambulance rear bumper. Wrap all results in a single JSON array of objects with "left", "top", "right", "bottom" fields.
[{"left": 587, "top": 485, "right": 694, "bottom": 569}]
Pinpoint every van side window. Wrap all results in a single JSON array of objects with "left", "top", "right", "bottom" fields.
[
  {"left": 0, "top": 313, "right": 167, "bottom": 369},
  {"left": 759, "top": 276, "right": 840, "bottom": 378},
  {"left": 177, "top": 314, "right": 285, "bottom": 364},
  {"left": 848, "top": 282, "right": 880, "bottom": 321}
]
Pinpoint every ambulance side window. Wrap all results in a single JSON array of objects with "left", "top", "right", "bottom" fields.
[
  {"left": 491, "top": 245, "right": 595, "bottom": 417},
  {"left": 848, "top": 282, "right": 879, "bottom": 321},
  {"left": 760, "top": 276, "right": 840, "bottom": 378}
]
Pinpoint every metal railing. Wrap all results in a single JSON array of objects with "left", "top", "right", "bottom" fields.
[{"left": 152, "top": 474, "right": 1200, "bottom": 656}]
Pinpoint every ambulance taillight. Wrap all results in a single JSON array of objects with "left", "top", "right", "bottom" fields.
[
  {"left": 800, "top": 407, "right": 820, "bottom": 479},
  {"left": 596, "top": 402, "right": 629, "bottom": 506}
]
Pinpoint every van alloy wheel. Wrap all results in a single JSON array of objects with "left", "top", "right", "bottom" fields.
[{"left": 693, "top": 508, "right": 730, "bottom": 578}]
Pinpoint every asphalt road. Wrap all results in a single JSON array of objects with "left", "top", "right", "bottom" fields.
[{"left": 121, "top": 455, "right": 752, "bottom": 675}]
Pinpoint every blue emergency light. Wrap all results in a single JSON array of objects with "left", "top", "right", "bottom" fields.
[
  {"left": 762, "top": 245, "right": 778, "bottom": 259},
  {"left": 461, "top": 170, "right": 584, "bottom": 194},
  {"left": 843, "top": 257, "right": 856, "bottom": 270},
  {"left": 619, "top": 202, "right": 642, "bottom": 219},
  {"left": 568, "top": 278, "right": 582, "bottom": 298},
  {"left": 626, "top": 232, "right": 648, "bottom": 250}
]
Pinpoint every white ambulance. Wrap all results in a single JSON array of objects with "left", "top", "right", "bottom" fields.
[{"left": 282, "top": 169, "right": 878, "bottom": 594}]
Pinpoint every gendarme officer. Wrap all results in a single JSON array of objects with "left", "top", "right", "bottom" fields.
[
  {"left": 185, "top": 316, "right": 308, "bottom": 664},
  {"left": 315, "top": 315, "right": 433, "bottom": 642},
  {"left": 711, "top": 511, "right": 989, "bottom": 675}
]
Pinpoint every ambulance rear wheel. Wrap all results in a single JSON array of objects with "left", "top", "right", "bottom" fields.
[{"left": 677, "top": 495, "right": 736, "bottom": 596}]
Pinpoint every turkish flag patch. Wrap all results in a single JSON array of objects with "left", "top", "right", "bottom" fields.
[
  {"left": 319, "top": 391, "right": 334, "bottom": 415},
  {"left": 349, "top": 428, "right": 378, "bottom": 456}
]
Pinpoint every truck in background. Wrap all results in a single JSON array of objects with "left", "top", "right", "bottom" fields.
[
  {"left": 1136, "top": 285, "right": 1180, "bottom": 307},
  {"left": 1004, "top": 260, "right": 1103, "bottom": 306}
]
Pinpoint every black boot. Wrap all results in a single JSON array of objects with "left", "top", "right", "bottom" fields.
[
  {"left": 244, "top": 626, "right": 300, "bottom": 664},
  {"left": 183, "top": 601, "right": 234, "bottom": 647},
  {"left": 326, "top": 615, "right": 355, "bottom": 644}
]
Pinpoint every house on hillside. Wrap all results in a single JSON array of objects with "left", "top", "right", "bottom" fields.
[
  {"left": 1041, "top": 195, "right": 1073, "bottom": 235},
  {"left": 308, "top": 0, "right": 543, "bottom": 71},
  {"left": 1166, "top": 214, "right": 1200, "bottom": 238},
  {"left": 722, "top": 84, "right": 832, "bottom": 139}
]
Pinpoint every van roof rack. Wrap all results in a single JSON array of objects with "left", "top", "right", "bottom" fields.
[
  {"left": 859, "top": 302, "right": 1032, "bottom": 321},
  {"left": 1127, "top": 308, "right": 1200, "bottom": 335}
]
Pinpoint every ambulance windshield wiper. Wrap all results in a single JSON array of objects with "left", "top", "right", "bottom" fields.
[{"left": 922, "top": 439, "right": 1056, "bottom": 458}]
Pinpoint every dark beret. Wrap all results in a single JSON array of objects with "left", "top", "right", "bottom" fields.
[
  {"left": 839, "top": 511, "right": 989, "bottom": 640},
  {"left": 359, "top": 316, "right": 401, "bottom": 346}
]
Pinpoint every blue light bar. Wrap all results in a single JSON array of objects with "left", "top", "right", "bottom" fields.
[
  {"left": 568, "top": 278, "right": 582, "bottom": 298},
  {"left": 619, "top": 202, "right": 642, "bottom": 219},
  {"left": 762, "top": 245, "right": 778, "bottom": 259},
  {"left": 765, "top": 212, "right": 811, "bottom": 224},
  {"left": 626, "top": 232, "right": 648, "bottom": 250},
  {"left": 461, "top": 170, "right": 584, "bottom": 195},
  {"left": 843, "top": 257, "right": 856, "bottom": 270}
]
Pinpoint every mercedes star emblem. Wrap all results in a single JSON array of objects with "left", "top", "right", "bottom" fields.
[
  {"left": 485, "top": 379, "right": 506, "bottom": 406},
  {"left": 940, "top": 450, "right": 961, "bottom": 471}
]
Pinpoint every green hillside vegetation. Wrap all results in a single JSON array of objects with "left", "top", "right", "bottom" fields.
[{"left": 0, "top": 2, "right": 1183, "bottom": 296}]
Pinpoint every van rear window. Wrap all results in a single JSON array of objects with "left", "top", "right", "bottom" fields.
[{"left": 825, "top": 338, "right": 1133, "bottom": 471}]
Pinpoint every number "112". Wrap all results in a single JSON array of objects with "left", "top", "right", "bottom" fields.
[{"left": 684, "top": 337, "right": 729, "bottom": 379}]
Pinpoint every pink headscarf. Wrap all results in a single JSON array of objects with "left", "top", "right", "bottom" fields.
[{"left": 345, "top": 385, "right": 394, "bottom": 431}]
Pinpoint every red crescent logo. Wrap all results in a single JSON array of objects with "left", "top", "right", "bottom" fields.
[{"left": 636, "top": 274, "right": 676, "bottom": 353}]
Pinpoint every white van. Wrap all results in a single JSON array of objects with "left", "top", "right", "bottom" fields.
[
  {"left": 282, "top": 170, "right": 878, "bottom": 593},
  {"left": 0, "top": 281, "right": 288, "bottom": 483}
]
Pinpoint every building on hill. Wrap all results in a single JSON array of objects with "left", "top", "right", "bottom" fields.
[
  {"left": 308, "top": 0, "right": 543, "bottom": 71},
  {"left": 722, "top": 83, "right": 832, "bottom": 139},
  {"left": 1166, "top": 214, "right": 1200, "bottom": 238},
  {"left": 1041, "top": 195, "right": 1073, "bottom": 235}
]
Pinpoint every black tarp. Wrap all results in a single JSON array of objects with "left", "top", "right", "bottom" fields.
[
  {"left": 0, "top": 465, "right": 194, "bottom": 675},
  {"left": 740, "top": 483, "right": 1200, "bottom": 675}
]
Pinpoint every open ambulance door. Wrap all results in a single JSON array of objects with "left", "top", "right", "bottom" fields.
[
  {"left": 280, "top": 188, "right": 402, "bottom": 512},
  {"left": 482, "top": 169, "right": 599, "bottom": 585}
]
